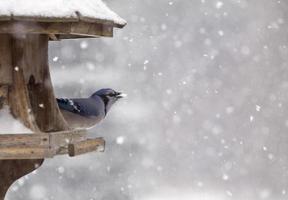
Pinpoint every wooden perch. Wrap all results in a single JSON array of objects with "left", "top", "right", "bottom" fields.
[
  {"left": 68, "top": 138, "right": 105, "bottom": 157},
  {"left": 0, "top": 130, "right": 105, "bottom": 160}
]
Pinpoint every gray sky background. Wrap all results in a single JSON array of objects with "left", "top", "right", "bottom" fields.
[{"left": 6, "top": 0, "right": 288, "bottom": 199}]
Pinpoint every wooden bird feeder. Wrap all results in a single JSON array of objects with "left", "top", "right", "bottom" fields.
[{"left": 0, "top": 1, "right": 126, "bottom": 199}]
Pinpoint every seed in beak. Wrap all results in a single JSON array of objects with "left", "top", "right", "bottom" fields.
[{"left": 116, "top": 93, "right": 127, "bottom": 98}]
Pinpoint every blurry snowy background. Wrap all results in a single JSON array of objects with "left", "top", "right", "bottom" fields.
[{"left": 6, "top": 0, "right": 288, "bottom": 199}]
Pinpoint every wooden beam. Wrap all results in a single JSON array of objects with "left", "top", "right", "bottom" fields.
[
  {"left": 55, "top": 34, "right": 97, "bottom": 40},
  {"left": 49, "top": 129, "right": 87, "bottom": 154},
  {"left": 0, "top": 147, "right": 53, "bottom": 160},
  {"left": 0, "top": 129, "right": 86, "bottom": 148},
  {"left": 0, "top": 134, "right": 49, "bottom": 148},
  {"left": 0, "top": 130, "right": 105, "bottom": 160},
  {"left": 68, "top": 138, "right": 105, "bottom": 157},
  {"left": 0, "top": 139, "right": 105, "bottom": 160},
  {"left": 0, "top": 21, "right": 114, "bottom": 38}
]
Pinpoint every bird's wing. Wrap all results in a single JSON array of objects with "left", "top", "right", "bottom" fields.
[
  {"left": 57, "top": 98, "right": 81, "bottom": 114},
  {"left": 57, "top": 97, "right": 105, "bottom": 117}
]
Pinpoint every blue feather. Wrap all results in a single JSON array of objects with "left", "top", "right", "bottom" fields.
[{"left": 57, "top": 98, "right": 81, "bottom": 114}]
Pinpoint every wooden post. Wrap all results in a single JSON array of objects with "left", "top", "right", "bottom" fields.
[
  {"left": 0, "top": 34, "right": 69, "bottom": 199},
  {"left": 0, "top": 159, "right": 43, "bottom": 199}
]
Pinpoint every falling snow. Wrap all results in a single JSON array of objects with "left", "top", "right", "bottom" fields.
[
  {"left": 6, "top": 0, "right": 288, "bottom": 200},
  {"left": 116, "top": 136, "right": 125, "bottom": 145},
  {"left": 53, "top": 56, "right": 59, "bottom": 62},
  {"left": 216, "top": 1, "right": 224, "bottom": 9}
]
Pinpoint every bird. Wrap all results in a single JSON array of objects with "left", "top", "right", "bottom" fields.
[{"left": 56, "top": 88, "right": 126, "bottom": 129}]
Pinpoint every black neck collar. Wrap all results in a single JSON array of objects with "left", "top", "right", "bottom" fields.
[{"left": 100, "top": 95, "right": 109, "bottom": 115}]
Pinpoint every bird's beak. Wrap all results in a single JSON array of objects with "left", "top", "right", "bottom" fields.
[{"left": 116, "top": 92, "right": 127, "bottom": 99}]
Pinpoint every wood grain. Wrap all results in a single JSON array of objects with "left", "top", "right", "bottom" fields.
[
  {"left": 0, "top": 85, "right": 8, "bottom": 108},
  {"left": 0, "top": 34, "right": 69, "bottom": 199},
  {"left": 0, "top": 159, "right": 43, "bottom": 199},
  {"left": 0, "top": 26, "right": 108, "bottom": 198},
  {"left": 0, "top": 147, "right": 53, "bottom": 160},
  {"left": 0, "top": 130, "right": 89, "bottom": 159},
  {"left": 0, "top": 21, "right": 114, "bottom": 38},
  {"left": 25, "top": 35, "right": 70, "bottom": 132},
  {"left": 0, "top": 34, "right": 12, "bottom": 85},
  {"left": 0, "top": 134, "right": 49, "bottom": 148},
  {"left": 49, "top": 129, "right": 87, "bottom": 154},
  {"left": 68, "top": 138, "right": 105, "bottom": 157}
]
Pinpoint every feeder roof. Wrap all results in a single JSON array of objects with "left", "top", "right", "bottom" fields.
[{"left": 0, "top": 0, "right": 127, "bottom": 39}]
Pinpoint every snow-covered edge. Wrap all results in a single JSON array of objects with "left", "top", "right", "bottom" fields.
[{"left": 0, "top": 0, "right": 126, "bottom": 27}]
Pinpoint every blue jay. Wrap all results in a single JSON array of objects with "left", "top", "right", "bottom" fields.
[{"left": 57, "top": 88, "right": 125, "bottom": 129}]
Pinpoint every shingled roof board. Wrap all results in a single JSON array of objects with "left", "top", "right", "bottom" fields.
[{"left": 0, "top": 0, "right": 126, "bottom": 28}]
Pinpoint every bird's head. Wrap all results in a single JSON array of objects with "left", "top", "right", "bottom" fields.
[{"left": 91, "top": 88, "right": 126, "bottom": 113}]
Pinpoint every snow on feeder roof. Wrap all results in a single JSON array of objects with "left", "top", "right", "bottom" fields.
[{"left": 0, "top": 0, "right": 127, "bottom": 39}]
